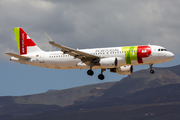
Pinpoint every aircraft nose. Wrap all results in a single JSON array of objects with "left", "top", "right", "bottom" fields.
[{"left": 166, "top": 52, "right": 174, "bottom": 60}]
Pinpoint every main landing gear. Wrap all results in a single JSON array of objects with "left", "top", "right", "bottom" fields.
[
  {"left": 98, "top": 69, "right": 106, "bottom": 80},
  {"left": 87, "top": 69, "right": 106, "bottom": 80},
  {"left": 87, "top": 69, "right": 94, "bottom": 76},
  {"left": 87, "top": 63, "right": 94, "bottom": 76},
  {"left": 149, "top": 64, "right": 154, "bottom": 74}
]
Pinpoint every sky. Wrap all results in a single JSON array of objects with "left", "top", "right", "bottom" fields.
[{"left": 0, "top": 0, "right": 180, "bottom": 96}]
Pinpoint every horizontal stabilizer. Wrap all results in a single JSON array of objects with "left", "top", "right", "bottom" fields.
[{"left": 5, "top": 53, "right": 30, "bottom": 60}]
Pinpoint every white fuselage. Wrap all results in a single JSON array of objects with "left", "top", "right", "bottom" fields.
[
  {"left": 7, "top": 27, "right": 174, "bottom": 80},
  {"left": 10, "top": 45, "right": 174, "bottom": 70}
]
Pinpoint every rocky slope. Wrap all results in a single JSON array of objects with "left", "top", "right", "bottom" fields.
[{"left": 1, "top": 65, "right": 180, "bottom": 120}]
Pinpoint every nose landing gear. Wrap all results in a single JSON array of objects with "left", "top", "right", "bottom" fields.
[
  {"left": 150, "top": 69, "right": 154, "bottom": 74},
  {"left": 149, "top": 64, "right": 154, "bottom": 74}
]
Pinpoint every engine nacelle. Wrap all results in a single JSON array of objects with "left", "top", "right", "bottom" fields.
[
  {"left": 99, "top": 58, "right": 116, "bottom": 68},
  {"left": 99, "top": 57, "right": 125, "bottom": 68},
  {"left": 110, "top": 65, "right": 133, "bottom": 75}
]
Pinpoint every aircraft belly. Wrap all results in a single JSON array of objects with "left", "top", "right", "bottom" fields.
[
  {"left": 46, "top": 58, "right": 80, "bottom": 69},
  {"left": 131, "top": 60, "right": 138, "bottom": 65},
  {"left": 58, "top": 59, "right": 80, "bottom": 69}
]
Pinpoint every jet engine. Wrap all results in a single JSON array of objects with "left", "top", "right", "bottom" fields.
[
  {"left": 99, "top": 57, "right": 125, "bottom": 68},
  {"left": 110, "top": 65, "right": 133, "bottom": 75}
]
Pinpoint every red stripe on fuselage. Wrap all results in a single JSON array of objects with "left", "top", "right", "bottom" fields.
[{"left": 137, "top": 46, "right": 151, "bottom": 63}]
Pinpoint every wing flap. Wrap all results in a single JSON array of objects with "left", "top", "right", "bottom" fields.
[{"left": 5, "top": 53, "right": 30, "bottom": 60}]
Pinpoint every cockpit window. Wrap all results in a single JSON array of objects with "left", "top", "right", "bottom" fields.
[{"left": 158, "top": 49, "right": 167, "bottom": 51}]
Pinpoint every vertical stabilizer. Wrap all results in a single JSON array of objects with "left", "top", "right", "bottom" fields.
[{"left": 14, "top": 27, "right": 43, "bottom": 55}]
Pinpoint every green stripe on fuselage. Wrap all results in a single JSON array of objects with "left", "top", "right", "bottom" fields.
[
  {"left": 13, "top": 28, "right": 20, "bottom": 54},
  {"left": 122, "top": 46, "right": 138, "bottom": 64}
]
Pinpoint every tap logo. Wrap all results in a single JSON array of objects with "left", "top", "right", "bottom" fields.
[{"left": 122, "top": 46, "right": 151, "bottom": 64}]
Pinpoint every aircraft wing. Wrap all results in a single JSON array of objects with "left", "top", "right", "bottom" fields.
[{"left": 45, "top": 33, "right": 99, "bottom": 63}]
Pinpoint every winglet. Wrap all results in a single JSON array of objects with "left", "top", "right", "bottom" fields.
[{"left": 44, "top": 32, "right": 54, "bottom": 44}]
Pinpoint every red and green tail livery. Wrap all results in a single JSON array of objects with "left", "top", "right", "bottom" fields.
[{"left": 14, "top": 28, "right": 36, "bottom": 55}]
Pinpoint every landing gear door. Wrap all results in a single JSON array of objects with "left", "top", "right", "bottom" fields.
[{"left": 39, "top": 53, "right": 44, "bottom": 63}]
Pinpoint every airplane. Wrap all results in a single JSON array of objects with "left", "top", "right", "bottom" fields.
[{"left": 6, "top": 27, "right": 174, "bottom": 80}]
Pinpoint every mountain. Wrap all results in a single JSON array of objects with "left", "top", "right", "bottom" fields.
[
  {"left": 99, "top": 67, "right": 180, "bottom": 99},
  {"left": 15, "top": 83, "right": 180, "bottom": 120},
  {"left": 0, "top": 81, "right": 116, "bottom": 107},
  {"left": 0, "top": 82, "right": 116, "bottom": 120},
  {"left": 1, "top": 65, "right": 180, "bottom": 120}
]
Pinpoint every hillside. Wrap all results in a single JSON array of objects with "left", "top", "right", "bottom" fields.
[
  {"left": 1, "top": 65, "right": 180, "bottom": 120},
  {"left": 15, "top": 83, "right": 180, "bottom": 120},
  {"left": 0, "top": 82, "right": 116, "bottom": 120},
  {"left": 99, "top": 67, "right": 180, "bottom": 99},
  {"left": 0, "top": 82, "right": 116, "bottom": 107}
]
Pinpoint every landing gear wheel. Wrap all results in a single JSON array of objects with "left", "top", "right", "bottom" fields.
[
  {"left": 98, "top": 74, "right": 105, "bottom": 80},
  {"left": 87, "top": 70, "right": 94, "bottom": 76},
  {"left": 150, "top": 70, "right": 154, "bottom": 74}
]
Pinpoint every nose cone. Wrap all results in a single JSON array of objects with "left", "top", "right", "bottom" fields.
[{"left": 166, "top": 52, "right": 174, "bottom": 61}]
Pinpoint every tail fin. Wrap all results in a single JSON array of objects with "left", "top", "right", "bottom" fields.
[{"left": 14, "top": 27, "right": 43, "bottom": 55}]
